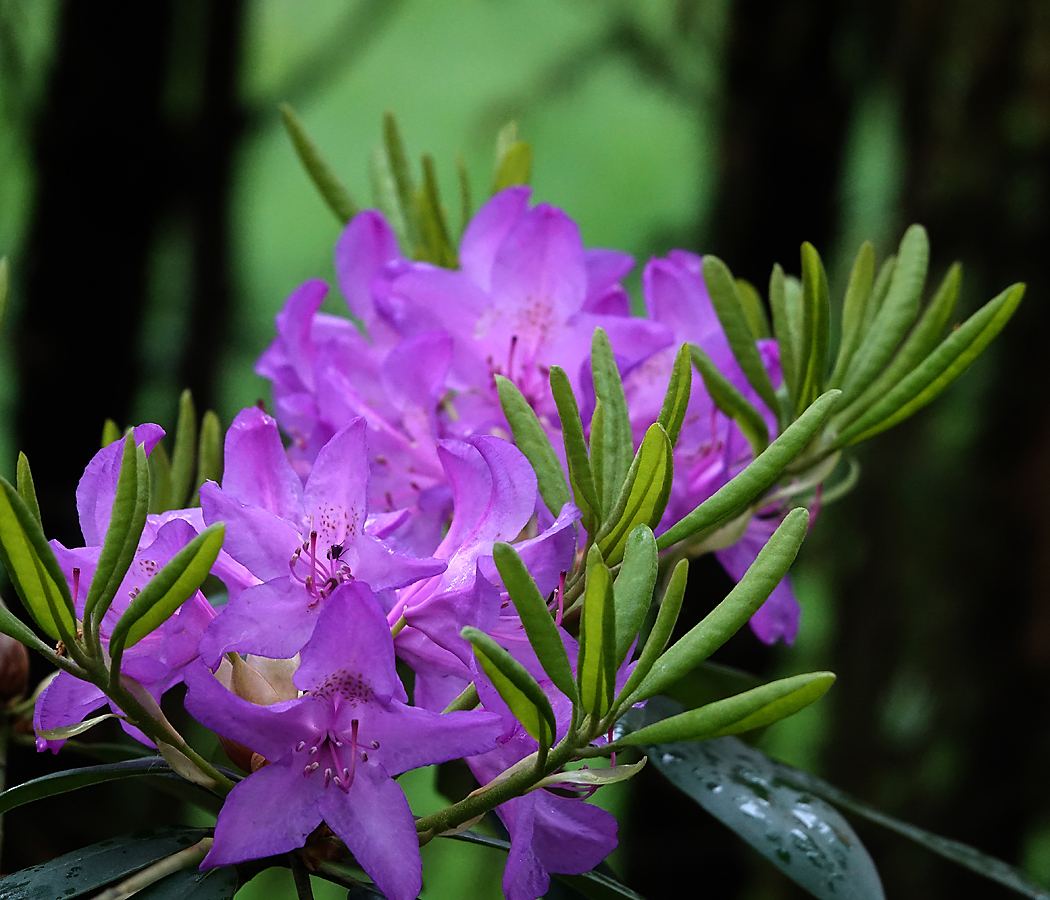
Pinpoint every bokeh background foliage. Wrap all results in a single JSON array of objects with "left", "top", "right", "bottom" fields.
[{"left": 1, "top": 1, "right": 1049, "bottom": 898}]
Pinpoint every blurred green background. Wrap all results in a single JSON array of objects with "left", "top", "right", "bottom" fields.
[{"left": 1, "top": 1, "right": 1049, "bottom": 898}]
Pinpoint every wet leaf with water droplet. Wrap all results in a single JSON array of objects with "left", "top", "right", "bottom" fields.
[{"left": 624, "top": 696, "right": 885, "bottom": 900}]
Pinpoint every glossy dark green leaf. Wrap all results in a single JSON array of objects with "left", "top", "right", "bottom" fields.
[
  {"left": 110, "top": 523, "right": 225, "bottom": 657},
  {"left": 838, "top": 225, "right": 929, "bottom": 407},
  {"left": 463, "top": 625, "right": 555, "bottom": 755},
  {"left": 492, "top": 541, "right": 577, "bottom": 703},
  {"left": 550, "top": 365, "right": 600, "bottom": 526},
  {"left": 624, "top": 697, "right": 885, "bottom": 900},
  {"left": 495, "top": 374, "right": 572, "bottom": 518},
  {"left": 612, "top": 525, "right": 658, "bottom": 666},
  {"left": 0, "top": 826, "right": 215, "bottom": 900},
  {"left": 703, "top": 256, "right": 781, "bottom": 418},
  {"left": 597, "top": 424, "right": 672, "bottom": 567},
  {"left": 591, "top": 328, "right": 633, "bottom": 515},
  {"left": 418, "top": 154, "right": 458, "bottom": 267},
  {"left": 85, "top": 434, "right": 149, "bottom": 627},
  {"left": 827, "top": 242, "right": 875, "bottom": 389},
  {"left": 796, "top": 242, "right": 830, "bottom": 414},
  {"left": 769, "top": 263, "right": 803, "bottom": 412},
  {"left": 382, "top": 112, "right": 422, "bottom": 253},
  {"left": 577, "top": 546, "right": 616, "bottom": 721},
  {"left": 782, "top": 767, "right": 1050, "bottom": 899},
  {"left": 638, "top": 509, "right": 809, "bottom": 702},
  {"left": 617, "top": 671, "right": 834, "bottom": 746},
  {"left": 170, "top": 389, "right": 198, "bottom": 509},
  {"left": 493, "top": 140, "right": 533, "bottom": 193},
  {"left": 193, "top": 411, "right": 223, "bottom": 505},
  {"left": 616, "top": 559, "right": 687, "bottom": 709},
  {"left": 15, "top": 453, "right": 41, "bottom": 527},
  {"left": 690, "top": 345, "right": 769, "bottom": 456},
  {"left": 136, "top": 864, "right": 239, "bottom": 899},
  {"left": 835, "top": 282, "right": 1024, "bottom": 447},
  {"left": 656, "top": 343, "right": 692, "bottom": 448},
  {"left": 657, "top": 392, "right": 837, "bottom": 550},
  {"left": 280, "top": 104, "right": 357, "bottom": 224},
  {"left": 735, "top": 277, "right": 772, "bottom": 339},
  {"left": 0, "top": 478, "right": 75, "bottom": 642}
]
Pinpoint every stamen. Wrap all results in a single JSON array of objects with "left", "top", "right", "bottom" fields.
[
  {"left": 324, "top": 767, "right": 333, "bottom": 788},
  {"left": 295, "top": 741, "right": 306, "bottom": 752}
]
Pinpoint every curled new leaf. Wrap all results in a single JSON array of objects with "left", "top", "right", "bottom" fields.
[
  {"left": 796, "top": 242, "right": 831, "bottom": 414},
  {"left": 656, "top": 344, "right": 693, "bottom": 449},
  {"left": 591, "top": 328, "right": 633, "bottom": 514}
]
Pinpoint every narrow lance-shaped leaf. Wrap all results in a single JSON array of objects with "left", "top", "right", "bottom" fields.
[
  {"left": 417, "top": 154, "right": 458, "bottom": 267},
  {"left": 617, "top": 671, "right": 835, "bottom": 746},
  {"left": 369, "top": 146, "right": 411, "bottom": 252},
  {"left": 596, "top": 424, "right": 673, "bottom": 567},
  {"left": 703, "top": 255, "right": 781, "bottom": 418},
  {"left": 382, "top": 111, "right": 422, "bottom": 254},
  {"left": 192, "top": 411, "right": 223, "bottom": 505},
  {"left": 611, "top": 525, "right": 658, "bottom": 667},
  {"left": 101, "top": 419, "right": 121, "bottom": 448},
  {"left": 589, "top": 399, "right": 605, "bottom": 514},
  {"left": 109, "top": 523, "right": 226, "bottom": 661},
  {"left": 656, "top": 343, "right": 692, "bottom": 448},
  {"left": 149, "top": 441, "right": 173, "bottom": 515},
  {"left": 862, "top": 252, "right": 897, "bottom": 336},
  {"left": 616, "top": 559, "right": 687, "bottom": 709},
  {"left": 838, "top": 224, "right": 929, "bottom": 406},
  {"left": 0, "top": 478, "right": 76, "bottom": 642},
  {"left": 769, "top": 263, "right": 803, "bottom": 411},
  {"left": 833, "top": 262, "right": 962, "bottom": 434},
  {"left": 16, "top": 452, "right": 42, "bottom": 527},
  {"left": 827, "top": 241, "right": 875, "bottom": 389},
  {"left": 492, "top": 542, "right": 577, "bottom": 703},
  {"left": 463, "top": 626, "right": 556, "bottom": 763},
  {"left": 636, "top": 509, "right": 809, "bottom": 703},
  {"left": 835, "top": 282, "right": 1024, "bottom": 447},
  {"left": 796, "top": 242, "right": 831, "bottom": 414},
  {"left": 591, "top": 328, "right": 633, "bottom": 514},
  {"left": 690, "top": 345, "right": 769, "bottom": 456},
  {"left": 170, "top": 389, "right": 198, "bottom": 509},
  {"left": 280, "top": 103, "right": 358, "bottom": 225},
  {"left": 84, "top": 436, "right": 150, "bottom": 628},
  {"left": 735, "top": 278, "right": 772, "bottom": 339},
  {"left": 657, "top": 391, "right": 837, "bottom": 550},
  {"left": 493, "top": 141, "right": 533, "bottom": 193},
  {"left": 457, "top": 154, "right": 473, "bottom": 235},
  {"left": 577, "top": 546, "right": 616, "bottom": 721},
  {"left": 495, "top": 374, "right": 571, "bottom": 518},
  {"left": 549, "top": 365, "right": 600, "bottom": 527}
]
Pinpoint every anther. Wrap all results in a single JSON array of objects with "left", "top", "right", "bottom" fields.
[{"left": 296, "top": 741, "right": 306, "bottom": 752}]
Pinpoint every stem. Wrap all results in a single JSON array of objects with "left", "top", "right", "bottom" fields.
[
  {"left": 91, "top": 837, "right": 212, "bottom": 900},
  {"left": 290, "top": 852, "right": 316, "bottom": 900}
]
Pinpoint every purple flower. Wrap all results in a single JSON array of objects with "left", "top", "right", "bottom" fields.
[
  {"left": 184, "top": 582, "right": 503, "bottom": 900},
  {"left": 198, "top": 407, "right": 444, "bottom": 664}
]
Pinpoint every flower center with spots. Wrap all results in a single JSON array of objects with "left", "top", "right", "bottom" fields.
[
  {"left": 295, "top": 720, "right": 380, "bottom": 793},
  {"left": 289, "top": 531, "right": 354, "bottom": 606}
]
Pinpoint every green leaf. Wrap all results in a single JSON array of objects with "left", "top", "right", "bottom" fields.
[
  {"left": 0, "top": 478, "right": 76, "bottom": 642},
  {"left": 590, "top": 399, "right": 605, "bottom": 513},
  {"left": 192, "top": 410, "right": 223, "bottom": 504},
  {"left": 577, "top": 546, "right": 616, "bottom": 722},
  {"left": 703, "top": 256, "right": 781, "bottom": 418},
  {"left": 781, "top": 766, "right": 1050, "bottom": 899},
  {"left": 463, "top": 625, "right": 556, "bottom": 756},
  {"left": 0, "top": 596, "right": 54, "bottom": 657},
  {"left": 493, "top": 140, "right": 533, "bottom": 192},
  {"left": 109, "top": 523, "right": 225, "bottom": 656},
  {"left": 0, "top": 257, "right": 8, "bottom": 335},
  {"left": 616, "top": 559, "right": 687, "bottom": 707},
  {"left": 597, "top": 424, "right": 673, "bottom": 567},
  {"left": 835, "top": 282, "right": 1024, "bottom": 446},
  {"left": 492, "top": 542, "right": 577, "bottom": 703},
  {"left": 591, "top": 328, "right": 633, "bottom": 515},
  {"left": 838, "top": 224, "right": 929, "bottom": 406},
  {"left": 382, "top": 111, "right": 422, "bottom": 254},
  {"left": 0, "top": 826, "right": 217, "bottom": 900},
  {"left": 101, "top": 418, "right": 121, "bottom": 448},
  {"left": 280, "top": 104, "right": 357, "bottom": 224},
  {"left": 862, "top": 253, "right": 897, "bottom": 336},
  {"left": 657, "top": 391, "right": 838, "bottom": 550},
  {"left": 148, "top": 441, "right": 173, "bottom": 515},
  {"left": 735, "top": 277, "right": 771, "bottom": 339},
  {"left": 417, "top": 154, "right": 458, "bottom": 267},
  {"left": 612, "top": 525, "right": 658, "bottom": 666},
  {"left": 796, "top": 242, "right": 831, "bottom": 414},
  {"left": 827, "top": 241, "right": 875, "bottom": 389},
  {"left": 689, "top": 345, "right": 769, "bottom": 456},
  {"left": 617, "top": 671, "right": 834, "bottom": 746},
  {"left": 170, "top": 389, "right": 198, "bottom": 509},
  {"left": 624, "top": 697, "right": 885, "bottom": 900},
  {"left": 15, "top": 452, "right": 41, "bottom": 527},
  {"left": 84, "top": 434, "right": 149, "bottom": 627},
  {"left": 495, "top": 374, "right": 572, "bottom": 518},
  {"left": 769, "top": 263, "right": 803, "bottom": 410},
  {"left": 638, "top": 509, "right": 809, "bottom": 702},
  {"left": 833, "top": 262, "right": 962, "bottom": 434},
  {"left": 533, "top": 759, "right": 647, "bottom": 792},
  {"left": 655, "top": 343, "right": 692, "bottom": 448},
  {"left": 457, "top": 154, "right": 473, "bottom": 234},
  {"left": 550, "top": 365, "right": 600, "bottom": 526},
  {"left": 369, "top": 145, "right": 411, "bottom": 251}
]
